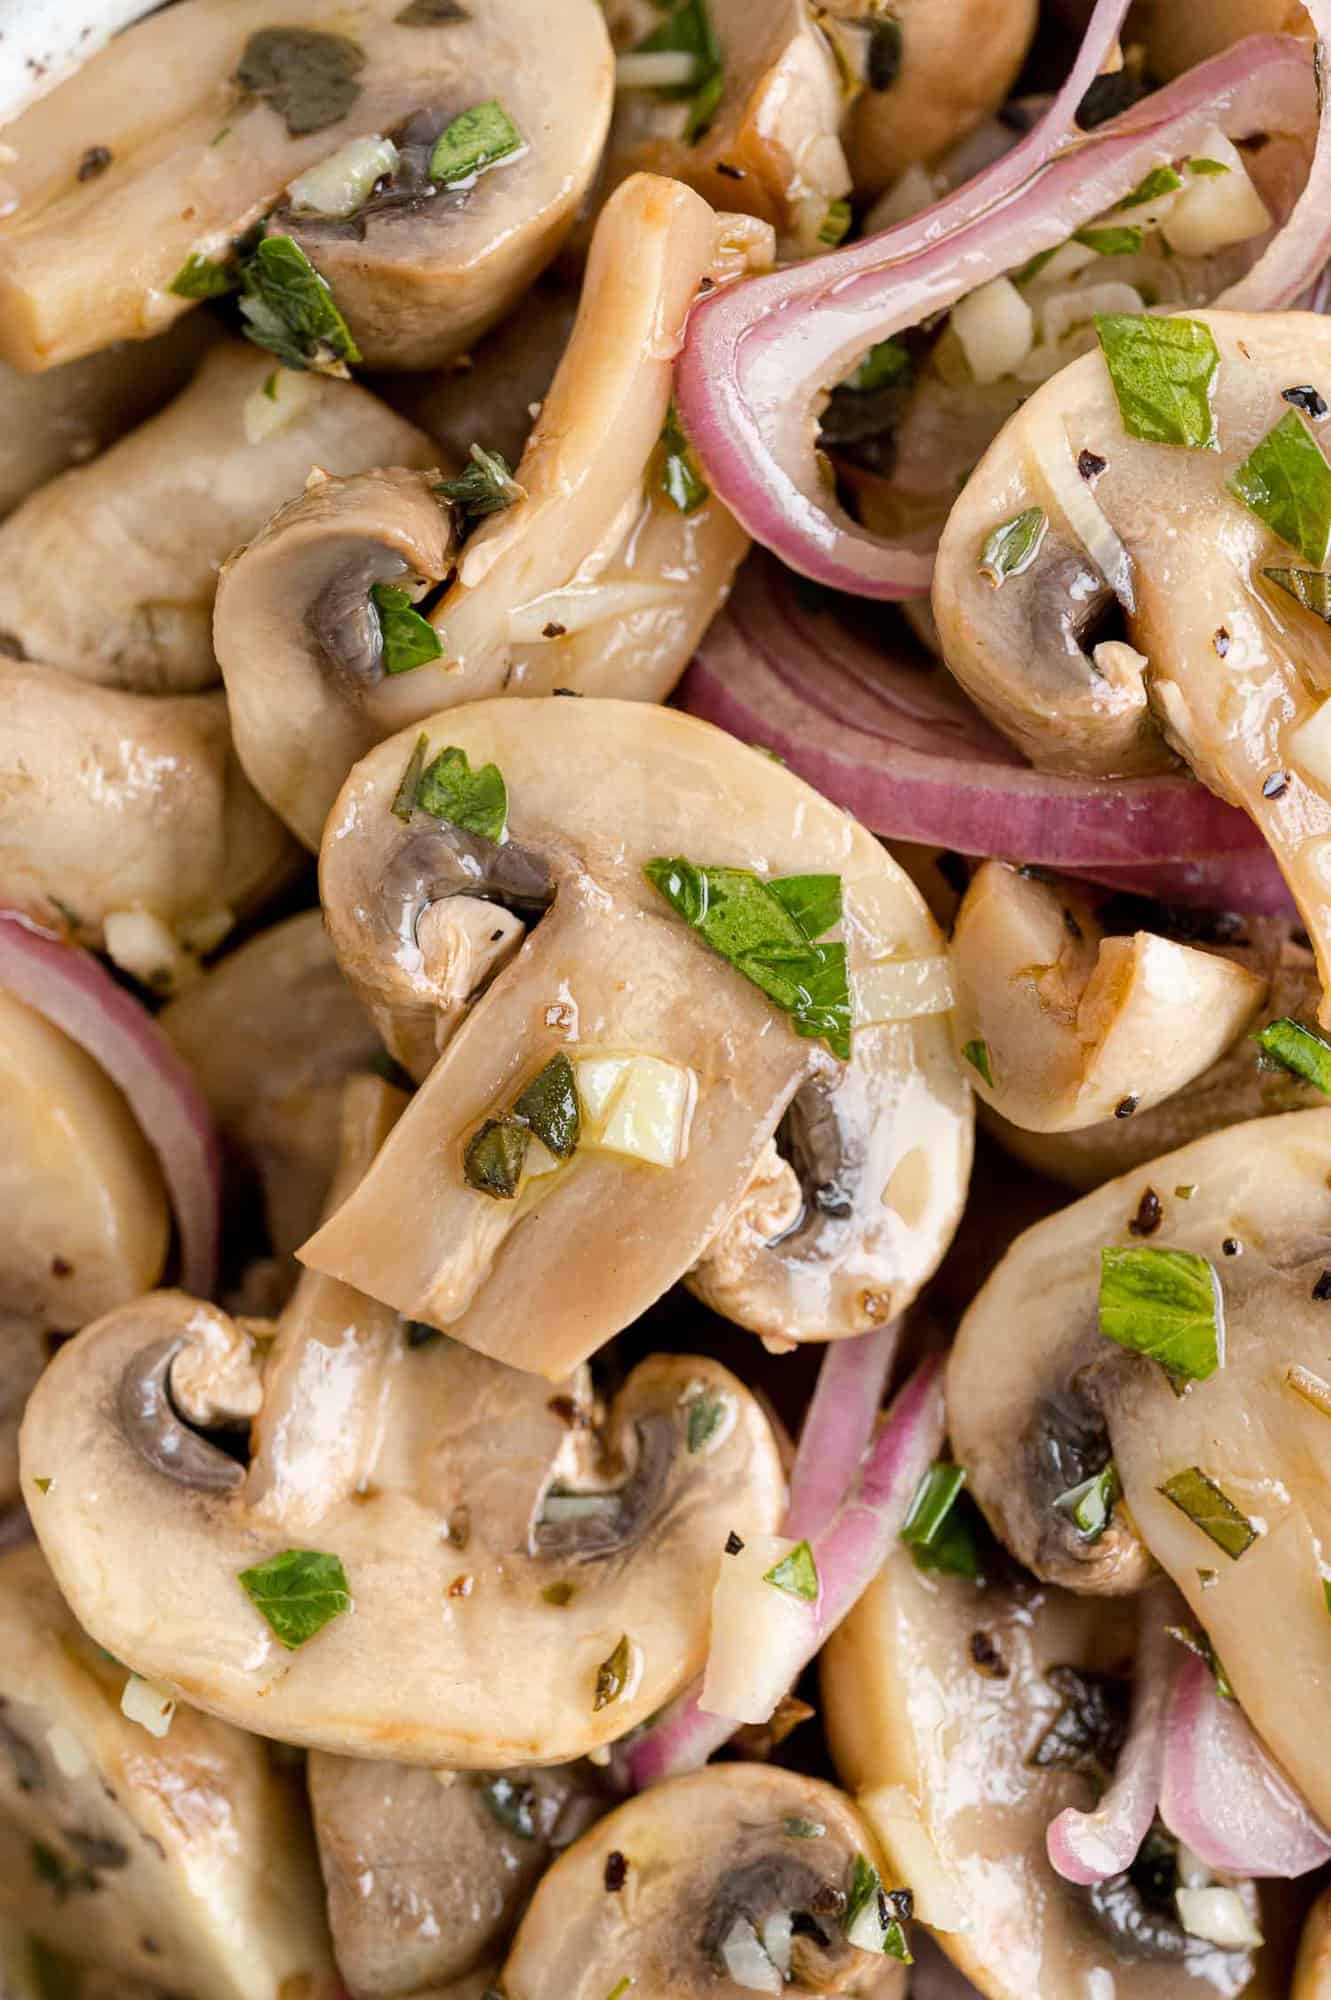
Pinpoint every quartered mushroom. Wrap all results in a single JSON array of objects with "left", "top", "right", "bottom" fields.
[
  {"left": 214, "top": 172, "right": 758, "bottom": 848},
  {"left": 299, "top": 698, "right": 972, "bottom": 1369},
  {"left": 161, "top": 910, "right": 380, "bottom": 1264},
  {"left": 949, "top": 862, "right": 1267, "bottom": 1133},
  {"left": 20, "top": 1076, "right": 785, "bottom": 1763},
  {"left": 0, "top": 1541, "right": 334, "bottom": 2000},
  {"left": 0, "top": 0, "right": 613, "bottom": 373},
  {"left": 0, "top": 659, "right": 300, "bottom": 970},
  {"left": 0, "top": 341, "right": 434, "bottom": 693},
  {"left": 822, "top": 1537, "right": 1268, "bottom": 1999},
  {"left": 948, "top": 1107, "right": 1331, "bottom": 1831},
  {"left": 932, "top": 309, "right": 1331, "bottom": 1025},
  {"left": 501, "top": 1762, "right": 908, "bottom": 1999},
  {"left": 308, "top": 1752, "right": 610, "bottom": 1997}
]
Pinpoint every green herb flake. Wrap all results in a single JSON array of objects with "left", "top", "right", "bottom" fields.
[
  {"left": 784, "top": 1814, "right": 827, "bottom": 1838},
  {"left": 901, "top": 1461, "right": 979, "bottom": 1579},
  {"left": 239, "top": 234, "right": 361, "bottom": 375},
  {"left": 846, "top": 337, "right": 911, "bottom": 394},
  {"left": 1095, "top": 313, "right": 1220, "bottom": 451},
  {"left": 644, "top": 857, "right": 851, "bottom": 1060},
  {"left": 542, "top": 1579, "right": 576, "bottom": 1606},
  {"left": 1159, "top": 1466, "right": 1256, "bottom": 1560},
  {"left": 391, "top": 732, "right": 429, "bottom": 822},
  {"left": 819, "top": 197, "right": 852, "bottom": 247},
  {"left": 865, "top": 14, "right": 903, "bottom": 90},
  {"left": 978, "top": 506, "right": 1047, "bottom": 586},
  {"left": 845, "top": 1852, "right": 913, "bottom": 1962},
  {"left": 237, "top": 1547, "right": 351, "bottom": 1649},
  {"left": 1055, "top": 1461, "right": 1121, "bottom": 1541},
  {"left": 33, "top": 1476, "right": 52, "bottom": 1495},
  {"left": 370, "top": 584, "right": 443, "bottom": 677},
  {"left": 233, "top": 27, "right": 365, "bottom": 137},
  {"left": 686, "top": 1390, "right": 729, "bottom": 1453},
  {"left": 658, "top": 403, "right": 709, "bottom": 514},
  {"left": 631, "top": 0, "right": 724, "bottom": 142},
  {"left": 415, "top": 743, "right": 508, "bottom": 841},
  {"left": 1166, "top": 1620, "right": 1235, "bottom": 1698},
  {"left": 1073, "top": 225, "right": 1144, "bottom": 258},
  {"left": 1254, "top": 1015, "right": 1331, "bottom": 1093},
  {"left": 764, "top": 1539, "right": 820, "bottom": 1602},
  {"left": 1265, "top": 566, "right": 1331, "bottom": 622},
  {"left": 463, "top": 1118, "right": 529, "bottom": 1200},
  {"left": 594, "top": 1633, "right": 634, "bottom": 1710},
  {"left": 1014, "top": 244, "right": 1059, "bottom": 287},
  {"left": 512, "top": 1053, "right": 580, "bottom": 1159},
  {"left": 962, "top": 1037, "right": 994, "bottom": 1086},
  {"left": 1098, "top": 1245, "right": 1223, "bottom": 1382},
  {"left": 169, "top": 252, "right": 238, "bottom": 299},
  {"left": 1119, "top": 163, "right": 1184, "bottom": 209},
  {"left": 1229, "top": 409, "right": 1331, "bottom": 567},
  {"left": 604, "top": 1981, "right": 634, "bottom": 2000},
  {"left": 1323, "top": 1576, "right": 1331, "bottom": 1620},
  {"left": 437, "top": 442, "right": 524, "bottom": 521},
  {"left": 429, "top": 98, "right": 524, "bottom": 184},
  {"left": 1189, "top": 156, "right": 1231, "bottom": 176}
]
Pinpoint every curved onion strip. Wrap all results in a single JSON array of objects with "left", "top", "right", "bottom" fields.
[
  {"left": 0, "top": 913, "right": 221, "bottom": 1297},
  {"left": 675, "top": 33, "right": 1318, "bottom": 598},
  {"left": 1160, "top": 1652, "right": 1331, "bottom": 1878},
  {"left": 625, "top": 1356, "right": 944, "bottom": 1791},
  {"left": 784, "top": 1321, "right": 900, "bottom": 1541},
  {"left": 1046, "top": 1585, "right": 1176, "bottom": 1886},
  {"left": 1072, "top": 851, "right": 1296, "bottom": 917},
  {"left": 0, "top": 0, "right": 164, "bottom": 126}
]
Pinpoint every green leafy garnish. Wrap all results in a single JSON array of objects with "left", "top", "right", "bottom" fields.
[
  {"left": 512, "top": 1053, "right": 580, "bottom": 1159},
  {"left": 845, "top": 1852, "right": 913, "bottom": 1962},
  {"left": 1158, "top": 1466, "right": 1256, "bottom": 1560},
  {"left": 865, "top": 15, "right": 903, "bottom": 90},
  {"left": 901, "top": 1461, "right": 980, "bottom": 1578},
  {"left": 978, "top": 506, "right": 1047, "bottom": 585},
  {"left": 1013, "top": 244, "right": 1059, "bottom": 287},
  {"left": 818, "top": 198, "right": 852, "bottom": 247},
  {"left": 1254, "top": 1015, "right": 1331, "bottom": 1093},
  {"left": 631, "top": 0, "right": 724, "bottom": 142},
  {"left": 415, "top": 743, "right": 508, "bottom": 840},
  {"left": 370, "top": 584, "right": 443, "bottom": 677},
  {"left": 644, "top": 858, "right": 850, "bottom": 1059},
  {"left": 1189, "top": 156, "right": 1231, "bottom": 176},
  {"left": 1095, "top": 313, "right": 1220, "bottom": 450},
  {"left": 784, "top": 1815, "right": 827, "bottom": 1838},
  {"left": 1264, "top": 566, "right": 1331, "bottom": 622},
  {"left": 604, "top": 1981, "right": 633, "bottom": 2000},
  {"left": 429, "top": 98, "right": 524, "bottom": 184},
  {"left": 1118, "top": 163, "right": 1184, "bottom": 209},
  {"left": 233, "top": 27, "right": 365, "bottom": 137},
  {"left": 686, "top": 1390, "right": 730, "bottom": 1453},
  {"left": 239, "top": 234, "right": 361, "bottom": 375},
  {"left": 391, "top": 733, "right": 429, "bottom": 822},
  {"left": 962, "top": 1037, "right": 994, "bottom": 1086},
  {"left": 1167, "top": 1620, "right": 1235, "bottom": 1698},
  {"left": 237, "top": 1548, "right": 351, "bottom": 1649},
  {"left": 1074, "top": 225, "right": 1144, "bottom": 258},
  {"left": 1098, "top": 1246, "right": 1223, "bottom": 1382},
  {"left": 1229, "top": 409, "right": 1331, "bottom": 567},
  {"left": 437, "top": 442, "right": 524, "bottom": 521},
  {"left": 845, "top": 337, "right": 912, "bottom": 394},
  {"left": 594, "top": 1633, "right": 634, "bottom": 1710},
  {"left": 464, "top": 1119, "right": 529, "bottom": 1199},
  {"left": 1055, "top": 1461, "right": 1121, "bottom": 1541},
  {"left": 764, "top": 1539, "right": 820, "bottom": 1601},
  {"left": 658, "top": 403, "right": 709, "bottom": 514},
  {"left": 168, "top": 252, "right": 238, "bottom": 299}
]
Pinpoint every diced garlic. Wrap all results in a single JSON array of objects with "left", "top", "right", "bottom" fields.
[
  {"left": 1033, "top": 238, "right": 1098, "bottom": 287},
  {"left": 243, "top": 366, "right": 322, "bottom": 445},
  {"left": 700, "top": 1533, "right": 813, "bottom": 1725},
  {"left": 1176, "top": 1887, "right": 1264, "bottom": 1950},
  {"left": 104, "top": 909, "right": 195, "bottom": 996},
  {"left": 120, "top": 1674, "right": 176, "bottom": 1738},
  {"left": 286, "top": 133, "right": 399, "bottom": 219},
  {"left": 45, "top": 1723, "right": 89, "bottom": 1779},
  {"left": 951, "top": 278, "right": 1034, "bottom": 386},
  {"left": 708, "top": 211, "right": 776, "bottom": 284},
  {"left": 524, "top": 1136, "right": 562, "bottom": 1180},
  {"left": 854, "top": 955, "right": 954, "bottom": 1025},
  {"left": 1040, "top": 281, "right": 1144, "bottom": 349},
  {"left": 574, "top": 1055, "right": 630, "bottom": 1133},
  {"left": 175, "top": 906, "right": 235, "bottom": 956},
  {"left": 1163, "top": 131, "right": 1270, "bottom": 260},
  {"left": 720, "top": 1916, "right": 782, "bottom": 1994},
  {"left": 597, "top": 1056, "right": 696, "bottom": 1168},
  {"left": 1288, "top": 699, "right": 1331, "bottom": 793}
]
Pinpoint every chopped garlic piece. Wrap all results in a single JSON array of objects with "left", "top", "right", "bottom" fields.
[
  {"left": 1288, "top": 699, "right": 1331, "bottom": 792},
  {"left": 615, "top": 50, "right": 700, "bottom": 89},
  {"left": 721, "top": 1916, "right": 782, "bottom": 1994},
  {"left": 1287, "top": 1361, "right": 1331, "bottom": 1418},
  {"left": 524, "top": 1136, "right": 562, "bottom": 1180},
  {"left": 951, "top": 278, "right": 1034, "bottom": 386},
  {"left": 1176, "top": 1887, "right": 1263, "bottom": 1950},
  {"left": 243, "top": 366, "right": 322, "bottom": 446},
  {"left": 45, "top": 1722, "right": 89, "bottom": 1779},
  {"left": 854, "top": 955, "right": 954, "bottom": 1026},
  {"left": 286, "top": 133, "right": 399, "bottom": 219},
  {"left": 598, "top": 1055, "right": 696, "bottom": 1167},
  {"left": 574, "top": 1055, "right": 630, "bottom": 1132},
  {"left": 121, "top": 1674, "right": 176, "bottom": 1738},
  {"left": 1040, "top": 281, "right": 1144, "bottom": 350},
  {"left": 1163, "top": 132, "right": 1270, "bottom": 259},
  {"left": 104, "top": 908, "right": 196, "bottom": 995}
]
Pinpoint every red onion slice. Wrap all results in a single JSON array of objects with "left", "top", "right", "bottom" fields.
[
  {"left": 0, "top": 913, "right": 221, "bottom": 1299},
  {"left": 784, "top": 1321, "right": 899, "bottom": 1541},
  {"left": 676, "top": 30, "right": 1319, "bottom": 597},
  {"left": 1160, "top": 1652, "right": 1331, "bottom": 1878}
]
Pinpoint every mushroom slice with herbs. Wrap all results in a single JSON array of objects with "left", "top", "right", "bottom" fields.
[
  {"left": 501, "top": 1762, "right": 907, "bottom": 1999},
  {"left": 20, "top": 1076, "right": 784, "bottom": 1763},
  {"left": 300, "top": 698, "right": 971, "bottom": 1370},
  {"left": 308, "top": 1753, "right": 611, "bottom": 1997},
  {"left": 0, "top": 0, "right": 612, "bottom": 373},
  {"left": 822, "top": 1537, "right": 1266, "bottom": 1999},
  {"left": 0, "top": 1542, "right": 333, "bottom": 2000},
  {"left": 0, "top": 341, "right": 435, "bottom": 694},
  {"left": 161, "top": 910, "right": 381, "bottom": 1265},
  {"left": 948, "top": 1106, "right": 1331, "bottom": 1830},
  {"left": 950, "top": 862, "right": 1267, "bottom": 1133},
  {"left": 0, "top": 659, "right": 300, "bottom": 978},
  {"left": 215, "top": 172, "right": 757, "bottom": 849},
  {"left": 932, "top": 309, "right": 1331, "bottom": 1024}
]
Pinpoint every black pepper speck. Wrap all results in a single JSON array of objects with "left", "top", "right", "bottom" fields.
[
  {"left": 1114, "top": 1095, "right": 1139, "bottom": 1119},
  {"left": 1222, "top": 1237, "right": 1240, "bottom": 1257},
  {"left": 1214, "top": 628, "right": 1231, "bottom": 658},
  {"left": 1283, "top": 384, "right": 1329, "bottom": 421},
  {"left": 1263, "top": 771, "right": 1290, "bottom": 800},
  {"left": 725, "top": 1529, "right": 744, "bottom": 1555},
  {"left": 1077, "top": 449, "right": 1107, "bottom": 480},
  {"left": 1313, "top": 1270, "right": 1331, "bottom": 1300},
  {"left": 1128, "top": 1188, "right": 1162, "bottom": 1237},
  {"left": 604, "top": 1850, "right": 628, "bottom": 1893}
]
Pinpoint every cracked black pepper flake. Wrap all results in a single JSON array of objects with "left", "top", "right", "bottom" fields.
[
  {"left": 1314, "top": 1271, "right": 1331, "bottom": 1300},
  {"left": 1222, "top": 1237, "right": 1241, "bottom": 1256},
  {"left": 1077, "top": 448, "right": 1107, "bottom": 480},
  {"left": 725, "top": 1529, "right": 745, "bottom": 1555},
  {"left": 1214, "top": 628, "right": 1231, "bottom": 657},
  {"left": 716, "top": 161, "right": 745, "bottom": 178},
  {"left": 1263, "top": 770, "right": 1291, "bottom": 799},
  {"left": 77, "top": 145, "right": 111, "bottom": 181},
  {"left": 1128, "top": 1188, "right": 1162, "bottom": 1237},
  {"left": 1115, "top": 1095, "right": 1139, "bottom": 1119},
  {"left": 604, "top": 1850, "right": 628, "bottom": 1892},
  {"left": 970, "top": 1630, "right": 1008, "bottom": 1678},
  {"left": 542, "top": 621, "right": 566, "bottom": 638},
  {"left": 1283, "top": 384, "right": 1329, "bottom": 421}
]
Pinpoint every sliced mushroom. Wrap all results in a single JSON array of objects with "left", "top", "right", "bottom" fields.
[
  {"left": 0, "top": 341, "right": 434, "bottom": 693},
  {"left": 215, "top": 173, "right": 756, "bottom": 848},
  {"left": 948, "top": 1107, "right": 1331, "bottom": 1830},
  {"left": 161, "top": 910, "right": 381, "bottom": 1263},
  {"left": 21, "top": 1075, "right": 784, "bottom": 1762},
  {"left": 308, "top": 1752, "right": 611, "bottom": 1997},
  {"left": 950, "top": 862, "right": 1267, "bottom": 1133},
  {"left": 822, "top": 1538, "right": 1265, "bottom": 1999},
  {"left": 502, "top": 1762, "right": 905, "bottom": 1999},
  {"left": 1131, "top": 0, "right": 1310, "bottom": 81},
  {"left": 0, "top": 1541, "right": 333, "bottom": 2000},
  {"left": 0, "top": 658, "right": 300, "bottom": 960},
  {"left": 299, "top": 698, "right": 971, "bottom": 1370},
  {"left": 0, "top": 0, "right": 612, "bottom": 373},
  {"left": 932, "top": 310, "right": 1331, "bottom": 1024}
]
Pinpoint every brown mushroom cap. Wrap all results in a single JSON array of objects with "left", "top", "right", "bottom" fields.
[
  {"left": 1131, "top": 0, "right": 1310, "bottom": 81},
  {"left": 502, "top": 1763, "right": 902, "bottom": 1999},
  {"left": 1295, "top": 1882, "right": 1331, "bottom": 1998}
]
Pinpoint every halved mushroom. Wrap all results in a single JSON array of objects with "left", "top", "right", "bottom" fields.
[
  {"left": 21, "top": 1075, "right": 785, "bottom": 1762},
  {"left": 0, "top": 0, "right": 612, "bottom": 373},
  {"left": 0, "top": 341, "right": 434, "bottom": 693},
  {"left": 948, "top": 1106, "right": 1331, "bottom": 1830},
  {"left": 161, "top": 910, "right": 380, "bottom": 1263},
  {"left": 0, "top": 1541, "right": 334, "bottom": 2000},
  {"left": 822, "top": 1539, "right": 1269, "bottom": 1998},
  {"left": 950, "top": 862, "right": 1267, "bottom": 1133},
  {"left": 501, "top": 1762, "right": 907, "bottom": 1999},
  {"left": 1296, "top": 1883, "right": 1331, "bottom": 1997},
  {"left": 299, "top": 698, "right": 971, "bottom": 1370},
  {"left": 0, "top": 1322, "right": 45, "bottom": 1513},
  {"left": 308, "top": 1752, "right": 611, "bottom": 1997},
  {"left": 932, "top": 310, "right": 1331, "bottom": 1023},
  {"left": 0, "top": 658, "right": 300, "bottom": 965},
  {"left": 215, "top": 173, "right": 757, "bottom": 847}
]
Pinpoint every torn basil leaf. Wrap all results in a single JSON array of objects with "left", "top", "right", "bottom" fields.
[
  {"left": 233, "top": 28, "right": 365, "bottom": 138},
  {"left": 1167, "top": 1620, "right": 1235, "bottom": 1698},
  {"left": 764, "top": 1540, "right": 819, "bottom": 1602},
  {"left": 846, "top": 337, "right": 912, "bottom": 395},
  {"left": 1119, "top": 163, "right": 1184, "bottom": 209},
  {"left": 239, "top": 235, "right": 361, "bottom": 375},
  {"left": 818, "top": 198, "right": 852, "bottom": 247},
  {"left": 978, "top": 506, "right": 1047, "bottom": 586},
  {"left": 1189, "top": 156, "right": 1230, "bottom": 176},
  {"left": 658, "top": 403, "right": 709, "bottom": 515},
  {"left": 1029, "top": 1665, "right": 1130, "bottom": 1779},
  {"left": 901, "top": 1462, "right": 980, "bottom": 1579},
  {"left": 1055, "top": 1461, "right": 1121, "bottom": 1541},
  {"left": 370, "top": 584, "right": 443, "bottom": 677},
  {"left": 1095, "top": 313, "right": 1220, "bottom": 451},
  {"left": 962, "top": 1038, "right": 994, "bottom": 1087},
  {"left": 430, "top": 99, "right": 524, "bottom": 184},
  {"left": 1229, "top": 409, "right": 1331, "bottom": 568},
  {"left": 1158, "top": 1465, "right": 1256, "bottom": 1560},
  {"left": 1098, "top": 1245, "right": 1223, "bottom": 1382},
  {"left": 630, "top": 0, "right": 724, "bottom": 143},
  {"left": 237, "top": 1547, "right": 351, "bottom": 1649},
  {"left": 391, "top": 733, "right": 429, "bottom": 822},
  {"left": 464, "top": 1118, "right": 529, "bottom": 1199},
  {"left": 415, "top": 743, "right": 508, "bottom": 841},
  {"left": 437, "top": 442, "right": 524, "bottom": 522},
  {"left": 1073, "top": 225, "right": 1144, "bottom": 258},
  {"left": 1264, "top": 566, "right": 1331, "bottom": 622},
  {"left": 686, "top": 1389, "right": 730, "bottom": 1453},
  {"left": 1253, "top": 1015, "right": 1331, "bottom": 1093},
  {"left": 512, "top": 1053, "right": 580, "bottom": 1159},
  {"left": 594, "top": 1633, "right": 634, "bottom": 1710},
  {"left": 168, "top": 252, "right": 238, "bottom": 299}
]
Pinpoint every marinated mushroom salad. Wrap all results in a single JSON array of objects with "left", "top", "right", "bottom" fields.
[{"left": 14, "top": 2, "right": 1331, "bottom": 1999}]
